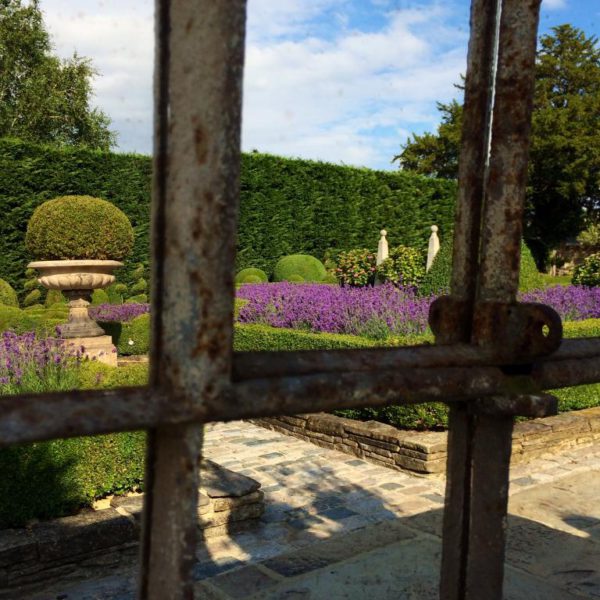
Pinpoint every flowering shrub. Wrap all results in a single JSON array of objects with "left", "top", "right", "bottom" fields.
[
  {"left": 572, "top": 253, "right": 600, "bottom": 287},
  {"left": 88, "top": 302, "right": 150, "bottom": 323},
  {"left": 520, "top": 285, "right": 600, "bottom": 321},
  {"left": 237, "top": 282, "right": 433, "bottom": 337},
  {"left": 335, "top": 249, "right": 377, "bottom": 286},
  {"left": 376, "top": 246, "right": 425, "bottom": 287},
  {"left": 0, "top": 331, "right": 81, "bottom": 395}
]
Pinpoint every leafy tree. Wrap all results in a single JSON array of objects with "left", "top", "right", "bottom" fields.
[
  {"left": 395, "top": 25, "right": 600, "bottom": 265},
  {"left": 0, "top": 0, "right": 115, "bottom": 149},
  {"left": 398, "top": 99, "right": 463, "bottom": 180}
]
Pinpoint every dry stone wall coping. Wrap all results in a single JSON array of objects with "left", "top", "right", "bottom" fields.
[{"left": 254, "top": 407, "right": 600, "bottom": 475}]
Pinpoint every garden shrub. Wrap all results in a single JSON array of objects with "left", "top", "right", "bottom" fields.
[
  {"left": 235, "top": 268, "right": 268, "bottom": 284},
  {"left": 572, "top": 253, "right": 600, "bottom": 287},
  {"left": 26, "top": 195, "right": 134, "bottom": 261},
  {"left": 335, "top": 249, "right": 377, "bottom": 286},
  {"left": 0, "top": 306, "right": 37, "bottom": 334},
  {"left": 108, "top": 283, "right": 128, "bottom": 304},
  {"left": 130, "top": 278, "right": 148, "bottom": 296},
  {"left": 376, "top": 246, "right": 425, "bottom": 287},
  {"left": 45, "top": 289, "right": 65, "bottom": 307},
  {"left": 321, "top": 273, "right": 338, "bottom": 284},
  {"left": 91, "top": 289, "right": 110, "bottom": 305},
  {"left": 78, "top": 361, "right": 149, "bottom": 389},
  {"left": 0, "top": 278, "right": 18, "bottom": 307},
  {"left": 23, "top": 288, "right": 41, "bottom": 307},
  {"left": 420, "top": 239, "right": 544, "bottom": 296},
  {"left": 288, "top": 274, "right": 305, "bottom": 283},
  {"left": 519, "top": 243, "right": 546, "bottom": 291},
  {"left": 22, "top": 304, "right": 45, "bottom": 313},
  {"left": 101, "top": 313, "right": 151, "bottom": 355},
  {"left": 125, "top": 293, "right": 148, "bottom": 304},
  {"left": 233, "top": 323, "right": 382, "bottom": 351},
  {"left": 335, "top": 403, "right": 449, "bottom": 431},
  {"left": 0, "top": 431, "right": 146, "bottom": 528},
  {"left": 273, "top": 254, "right": 327, "bottom": 283}
]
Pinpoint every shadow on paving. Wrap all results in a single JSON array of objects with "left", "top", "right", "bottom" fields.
[{"left": 17, "top": 470, "right": 600, "bottom": 599}]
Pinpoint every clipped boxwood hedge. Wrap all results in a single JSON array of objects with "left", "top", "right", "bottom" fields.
[{"left": 0, "top": 362, "right": 147, "bottom": 528}]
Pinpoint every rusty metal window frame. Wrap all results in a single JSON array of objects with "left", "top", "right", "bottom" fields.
[{"left": 1, "top": 0, "right": 599, "bottom": 598}]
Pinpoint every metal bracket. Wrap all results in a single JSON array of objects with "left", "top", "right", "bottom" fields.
[
  {"left": 429, "top": 295, "right": 562, "bottom": 364},
  {"left": 429, "top": 295, "right": 562, "bottom": 418}
]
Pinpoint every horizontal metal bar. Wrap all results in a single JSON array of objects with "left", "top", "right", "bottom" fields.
[
  {"left": 227, "top": 365, "right": 504, "bottom": 420},
  {"left": 233, "top": 337, "right": 600, "bottom": 379},
  {"left": 0, "top": 387, "right": 162, "bottom": 447},
  {"left": 0, "top": 338, "right": 598, "bottom": 447}
]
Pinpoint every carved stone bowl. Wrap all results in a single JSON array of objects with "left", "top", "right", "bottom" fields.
[{"left": 28, "top": 260, "right": 123, "bottom": 338}]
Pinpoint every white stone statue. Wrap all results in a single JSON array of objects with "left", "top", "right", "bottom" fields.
[
  {"left": 376, "top": 229, "right": 389, "bottom": 266},
  {"left": 426, "top": 225, "right": 440, "bottom": 272}
]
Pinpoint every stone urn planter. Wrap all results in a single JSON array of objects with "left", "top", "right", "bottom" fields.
[
  {"left": 28, "top": 260, "right": 123, "bottom": 338},
  {"left": 25, "top": 195, "right": 135, "bottom": 366}
]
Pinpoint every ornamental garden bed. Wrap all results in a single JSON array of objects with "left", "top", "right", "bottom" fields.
[{"left": 1, "top": 283, "right": 600, "bottom": 527}]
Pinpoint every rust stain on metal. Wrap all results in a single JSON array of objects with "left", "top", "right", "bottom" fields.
[{"left": 194, "top": 126, "right": 208, "bottom": 164}]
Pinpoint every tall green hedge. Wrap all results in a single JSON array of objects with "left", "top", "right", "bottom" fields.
[{"left": 0, "top": 139, "right": 457, "bottom": 292}]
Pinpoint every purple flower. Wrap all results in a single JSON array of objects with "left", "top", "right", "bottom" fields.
[
  {"left": 236, "top": 282, "right": 433, "bottom": 336},
  {"left": 520, "top": 285, "right": 600, "bottom": 321},
  {"left": 89, "top": 303, "right": 150, "bottom": 323},
  {"left": 0, "top": 331, "right": 82, "bottom": 393}
]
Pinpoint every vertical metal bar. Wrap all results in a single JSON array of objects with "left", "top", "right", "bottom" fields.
[
  {"left": 476, "top": 0, "right": 541, "bottom": 305},
  {"left": 440, "top": 0, "right": 540, "bottom": 600},
  {"left": 139, "top": 1, "right": 247, "bottom": 598},
  {"left": 449, "top": 0, "right": 500, "bottom": 334},
  {"left": 463, "top": 415, "right": 513, "bottom": 598},
  {"left": 440, "top": 1, "right": 501, "bottom": 597},
  {"left": 461, "top": 4, "right": 541, "bottom": 599}
]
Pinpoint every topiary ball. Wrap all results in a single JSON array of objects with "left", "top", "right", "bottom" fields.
[
  {"left": 287, "top": 274, "right": 305, "bottom": 283},
  {"left": 235, "top": 268, "right": 268, "bottom": 284},
  {"left": 273, "top": 254, "right": 327, "bottom": 283},
  {"left": 241, "top": 275, "right": 263, "bottom": 284},
  {"left": 26, "top": 196, "right": 134, "bottom": 261},
  {"left": 0, "top": 278, "right": 19, "bottom": 307}
]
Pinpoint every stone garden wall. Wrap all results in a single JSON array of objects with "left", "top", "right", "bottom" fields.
[{"left": 254, "top": 407, "right": 600, "bottom": 475}]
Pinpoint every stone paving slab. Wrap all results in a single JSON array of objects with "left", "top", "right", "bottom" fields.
[{"left": 18, "top": 420, "right": 600, "bottom": 599}]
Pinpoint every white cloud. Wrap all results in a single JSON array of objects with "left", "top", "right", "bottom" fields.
[
  {"left": 542, "top": 0, "right": 567, "bottom": 9},
  {"left": 242, "top": 5, "right": 467, "bottom": 168},
  {"left": 38, "top": 0, "right": 468, "bottom": 169}
]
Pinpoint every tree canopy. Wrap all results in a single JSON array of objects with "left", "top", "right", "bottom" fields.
[
  {"left": 0, "top": 0, "right": 115, "bottom": 150},
  {"left": 395, "top": 25, "right": 600, "bottom": 265}
]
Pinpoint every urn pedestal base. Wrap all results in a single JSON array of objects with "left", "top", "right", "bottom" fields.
[{"left": 65, "top": 336, "right": 117, "bottom": 367}]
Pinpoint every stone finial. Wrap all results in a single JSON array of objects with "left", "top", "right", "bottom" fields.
[
  {"left": 426, "top": 225, "right": 440, "bottom": 272},
  {"left": 376, "top": 229, "right": 389, "bottom": 266}
]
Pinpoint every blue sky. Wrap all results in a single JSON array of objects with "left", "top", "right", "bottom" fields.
[{"left": 40, "top": 0, "right": 599, "bottom": 170}]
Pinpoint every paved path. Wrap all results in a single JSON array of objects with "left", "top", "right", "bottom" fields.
[{"left": 24, "top": 421, "right": 600, "bottom": 599}]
